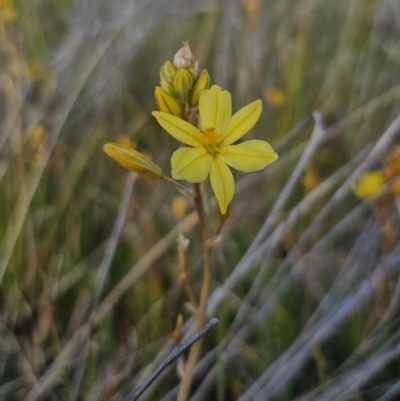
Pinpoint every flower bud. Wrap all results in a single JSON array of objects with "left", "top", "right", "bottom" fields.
[
  {"left": 160, "top": 61, "right": 176, "bottom": 91},
  {"left": 173, "top": 69, "right": 193, "bottom": 103},
  {"left": 161, "top": 61, "right": 177, "bottom": 81},
  {"left": 160, "top": 69, "right": 176, "bottom": 97},
  {"left": 155, "top": 87, "right": 182, "bottom": 117},
  {"left": 188, "top": 60, "right": 199, "bottom": 80},
  {"left": 103, "top": 143, "right": 162, "bottom": 180},
  {"left": 188, "top": 69, "right": 210, "bottom": 106},
  {"left": 173, "top": 42, "right": 195, "bottom": 69}
]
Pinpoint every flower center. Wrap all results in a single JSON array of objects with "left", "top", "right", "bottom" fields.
[
  {"left": 201, "top": 127, "right": 220, "bottom": 155},
  {"left": 201, "top": 127, "right": 218, "bottom": 144}
]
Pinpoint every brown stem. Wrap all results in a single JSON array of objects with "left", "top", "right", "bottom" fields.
[
  {"left": 178, "top": 234, "right": 198, "bottom": 311},
  {"left": 214, "top": 212, "right": 229, "bottom": 238},
  {"left": 184, "top": 281, "right": 198, "bottom": 311},
  {"left": 193, "top": 183, "right": 209, "bottom": 239},
  {"left": 177, "top": 184, "right": 212, "bottom": 401}
]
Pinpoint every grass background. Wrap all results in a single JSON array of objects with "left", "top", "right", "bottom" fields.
[{"left": 1, "top": 0, "right": 400, "bottom": 400}]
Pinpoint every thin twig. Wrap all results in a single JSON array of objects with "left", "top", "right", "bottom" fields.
[
  {"left": 163, "top": 176, "right": 194, "bottom": 198},
  {"left": 125, "top": 318, "right": 219, "bottom": 401}
]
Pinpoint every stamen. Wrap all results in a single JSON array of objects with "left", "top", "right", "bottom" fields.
[
  {"left": 201, "top": 127, "right": 223, "bottom": 156},
  {"left": 201, "top": 127, "right": 218, "bottom": 145}
]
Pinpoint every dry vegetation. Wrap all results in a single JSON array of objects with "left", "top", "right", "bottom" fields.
[{"left": 1, "top": 0, "right": 400, "bottom": 400}]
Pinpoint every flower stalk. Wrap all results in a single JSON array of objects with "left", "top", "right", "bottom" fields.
[
  {"left": 176, "top": 183, "right": 213, "bottom": 401},
  {"left": 104, "top": 42, "right": 278, "bottom": 401}
]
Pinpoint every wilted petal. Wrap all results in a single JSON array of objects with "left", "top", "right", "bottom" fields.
[
  {"left": 210, "top": 158, "right": 234, "bottom": 215},
  {"left": 218, "top": 140, "right": 278, "bottom": 172},
  {"left": 199, "top": 86, "right": 231, "bottom": 134},
  {"left": 153, "top": 111, "right": 204, "bottom": 147},
  {"left": 171, "top": 147, "right": 213, "bottom": 182},
  {"left": 218, "top": 100, "right": 262, "bottom": 146}
]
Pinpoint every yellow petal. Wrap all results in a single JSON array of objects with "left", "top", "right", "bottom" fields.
[
  {"left": 218, "top": 140, "right": 278, "bottom": 172},
  {"left": 218, "top": 100, "right": 262, "bottom": 146},
  {"left": 152, "top": 111, "right": 204, "bottom": 147},
  {"left": 171, "top": 147, "right": 213, "bottom": 183},
  {"left": 199, "top": 85, "right": 231, "bottom": 134},
  {"left": 210, "top": 158, "right": 234, "bottom": 215}
]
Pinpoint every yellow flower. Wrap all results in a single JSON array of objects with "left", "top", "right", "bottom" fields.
[
  {"left": 351, "top": 170, "right": 385, "bottom": 200},
  {"left": 153, "top": 85, "right": 278, "bottom": 214}
]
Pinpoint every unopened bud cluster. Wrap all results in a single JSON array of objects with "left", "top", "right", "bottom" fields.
[
  {"left": 103, "top": 43, "right": 210, "bottom": 184},
  {"left": 155, "top": 42, "right": 210, "bottom": 117}
]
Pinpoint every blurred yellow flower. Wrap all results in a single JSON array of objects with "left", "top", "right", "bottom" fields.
[
  {"left": 172, "top": 196, "right": 188, "bottom": 218},
  {"left": 244, "top": 0, "right": 261, "bottom": 14},
  {"left": 116, "top": 134, "right": 136, "bottom": 149},
  {"left": 265, "top": 88, "right": 286, "bottom": 108},
  {"left": 351, "top": 171, "right": 385, "bottom": 200},
  {"left": 301, "top": 168, "right": 320, "bottom": 190},
  {"left": 153, "top": 85, "right": 278, "bottom": 214},
  {"left": 0, "top": 0, "right": 17, "bottom": 25},
  {"left": 29, "top": 126, "right": 48, "bottom": 146},
  {"left": 25, "top": 61, "right": 42, "bottom": 79}
]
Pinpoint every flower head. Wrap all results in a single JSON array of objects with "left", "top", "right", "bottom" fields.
[{"left": 153, "top": 85, "right": 278, "bottom": 214}]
